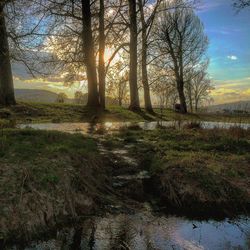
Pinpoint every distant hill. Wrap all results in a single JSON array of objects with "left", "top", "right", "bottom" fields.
[
  {"left": 14, "top": 89, "right": 72, "bottom": 103},
  {"left": 14, "top": 89, "right": 120, "bottom": 105},
  {"left": 208, "top": 100, "right": 250, "bottom": 112}
]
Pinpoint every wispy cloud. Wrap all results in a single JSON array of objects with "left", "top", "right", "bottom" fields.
[
  {"left": 197, "top": 1, "right": 225, "bottom": 13},
  {"left": 211, "top": 77, "right": 250, "bottom": 104},
  {"left": 227, "top": 55, "right": 238, "bottom": 60}
]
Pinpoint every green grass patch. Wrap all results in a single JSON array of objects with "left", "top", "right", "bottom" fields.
[
  {"left": 0, "top": 129, "right": 109, "bottom": 240},
  {"left": 1, "top": 102, "right": 249, "bottom": 124}
]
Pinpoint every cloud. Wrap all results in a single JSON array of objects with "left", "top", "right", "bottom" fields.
[
  {"left": 197, "top": 1, "right": 226, "bottom": 13},
  {"left": 227, "top": 55, "right": 238, "bottom": 60},
  {"left": 13, "top": 77, "right": 85, "bottom": 98},
  {"left": 210, "top": 77, "right": 250, "bottom": 104}
]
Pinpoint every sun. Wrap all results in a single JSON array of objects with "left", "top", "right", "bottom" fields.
[{"left": 103, "top": 46, "right": 124, "bottom": 65}]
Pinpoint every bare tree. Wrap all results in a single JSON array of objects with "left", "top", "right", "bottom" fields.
[
  {"left": 32, "top": 0, "right": 130, "bottom": 110},
  {"left": 191, "top": 74, "right": 213, "bottom": 112},
  {"left": 138, "top": 0, "right": 162, "bottom": 113},
  {"left": 81, "top": 0, "right": 100, "bottom": 107},
  {"left": 0, "top": 0, "right": 16, "bottom": 105},
  {"left": 98, "top": 0, "right": 105, "bottom": 109},
  {"left": 28, "top": 0, "right": 100, "bottom": 107},
  {"left": 233, "top": 0, "right": 250, "bottom": 10},
  {"left": 0, "top": 0, "right": 44, "bottom": 106},
  {"left": 106, "top": 61, "right": 129, "bottom": 106},
  {"left": 98, "top": 0, "right": 129, "bottom": 109},
  {"left": 56, "top": 92, "right": 67, "bottom": 103},
  {"left": 155, "top": 0, "right": 208, "bottom": 113},
  {"left": 74, "top": 91, "right": 86, "bottom": 104},
  {"left": 128, "top": 0, "right": 140, "bottom": 111}
]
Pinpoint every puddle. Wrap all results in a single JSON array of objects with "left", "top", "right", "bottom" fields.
[
  {"left": 10, "top": 212, "right": 250, "bottom": 250},
  {"left": 18, "top": 120, "right": 250, "bottom": 135}
]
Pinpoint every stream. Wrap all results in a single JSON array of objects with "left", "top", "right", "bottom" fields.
[{"left": 13, "top": 121, "right": 250, "bottom": 250}]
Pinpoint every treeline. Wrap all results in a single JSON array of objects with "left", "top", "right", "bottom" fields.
[{"left": 0, "top": 0, "right": 215, "bottom": 113}]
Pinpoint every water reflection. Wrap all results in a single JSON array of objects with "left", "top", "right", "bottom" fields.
[
  {"left": 18, "top": 120, "right": 250, "bottom": 135},
  {"left": 13, "top": 213, "right": 249, "bottom": 250}
]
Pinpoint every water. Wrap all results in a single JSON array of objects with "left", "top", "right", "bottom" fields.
[
  {"left": 11, "top": 212, "right": 250, "bottom": 250},
  {"left": 18, "top": 120, "right": 250, "bottom": 135}
]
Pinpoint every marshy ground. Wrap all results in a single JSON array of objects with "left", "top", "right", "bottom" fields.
[{"left": 0, "top": 103, "right": 250, "bottom": 248}]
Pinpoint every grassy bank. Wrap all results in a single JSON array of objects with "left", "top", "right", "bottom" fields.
[
  {"left": 0, "top": 129, "right": 111, "bottom": 242},
  {"left": 105, "top": 125, "right": 250, "bottom": 216},
  {"left": 0, "top": 102, "right": 249, "bottom": 124}
]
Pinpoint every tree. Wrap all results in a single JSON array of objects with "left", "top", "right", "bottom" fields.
[
  {"left": 233, "top": 0, "right": 250, "bottom": 10},
  {"left": 138, "top": 0, "right": 162, "bottom": 113},
  {"left": 81, "top": 0, "right": 100, "bottom": 107},
  {"left": 155, "top": 0, "right": 208, "bottom": 113},
  {"left": 56, "top": 92, "right": 67, "bottom": 103},
  {"left": 74, "top": 91, "right": 86, "bottom": 104},
  {"left": 192, "top": 75, "right": 213, "bottom": 112},
  {"left": 1, "top": 0, "right": 61, "bottom": 106},
  {"left": 30, "top": 0, "right": 100, "bottom": 108},
  {"left": 33, "top": 0, "right": 129, "bottom": 110},
  {"left": 0, "top": 0, "right": 16, "bottom": 105},
  {"left": 185, "top": 62, "right": 213, "bottom": 112},
  {"left": 98, "top": 0, "right": 106, "bottom": 109},
  {"left": 128, "top": 0, "right": 140, "bottom": 111},
  {"left": 106, "top": 61, "right": 129, "bottom": 106}
]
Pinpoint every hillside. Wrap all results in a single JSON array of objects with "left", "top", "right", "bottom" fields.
[
  {"left": 14, "top": 89, "right": 72, "bottom": 103},
  {"left": 208, "top": 100, "right": 250, "bottom": 112}
]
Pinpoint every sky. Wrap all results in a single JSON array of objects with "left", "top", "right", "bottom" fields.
[
  {"left": 13, "top": 0, "right": 250, "bottom": 105},
  {"left": 197, "top": 0, "right": 250, "bottom": 104}
]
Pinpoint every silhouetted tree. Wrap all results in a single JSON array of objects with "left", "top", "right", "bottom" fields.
[
  {"left": 57, "top": 92, "right": 67, "bottom": 103},
  {"left": 74, "top": 91, "right": 85, "bottom": 104},
  {"left": 185, "top": 63, "right": 213, "bottom": 112},
  {"left": 155, "top": 0, "right": 208, "bottom": 113},
  {"left": 81, "top": 0, "right": 100, "bottom": 107},
  {"left": 0, "top": 0, "right": 16, "bottom": 105},
  {"left": 128, "top": 0, "right": 140, "bottom": 111},
  {"left": 98, "top": 0, "right": 105, "bottom": 109},
  {"left": 138, "top": 0, "right": 162, "bottom": 113},
  {"left": 233, "top": 0, "right": 250, "bottom": 10},
  {"left": 106, "top": 61, "right": 129, "bottom": 106}
]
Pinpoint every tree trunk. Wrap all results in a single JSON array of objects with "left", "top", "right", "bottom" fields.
[
  {"left": 195, "top": 99, "right": 198, "bottom": 113},
  {"left": 138, "top": 0, "right": 153, "bottom": 113},
  {"left": 118, "top": 98, "right": 122, "bottom": 106},
  {"left": 0, "top": 3, "right": 16, "bottom": 106},
  {"left": 128, "top": 0, "right": 140, "bottom": 111},
  {"left": 177, "top": 81, "right": 187, "bottom": 113},
  {"left": 81, "top": 0, "right": 100, "bottom": 108},
  {"left": 187, "top": 83, "right": 193, "bottom": 113},
  {"left": 98, "top": 0, "right": 106, "bottom": 110}
]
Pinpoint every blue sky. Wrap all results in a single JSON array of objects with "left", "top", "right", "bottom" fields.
[{"left": 196, "top": 0, "right": 250, "bottom": 103}]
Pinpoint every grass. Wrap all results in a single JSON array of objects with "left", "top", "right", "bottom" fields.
[
  {"left": 0, "top": 102, "right": 249, "bottom": 124},
  {"left": 0, "top": 129, "right": 110, "bottom": 242},
  {"left": 1, "top": 102, "right": 249, "bottom": 243},
  {"left": 0, "top": 103, "right": 155, "bottom": 123},
  {"left": 106, "top": 126, "right": 250, "bottom": 215}
]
